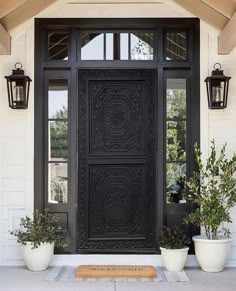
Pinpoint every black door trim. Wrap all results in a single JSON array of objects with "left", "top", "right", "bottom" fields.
[{"left": 34, "top": 18, "right": 200, "bottom": 254}]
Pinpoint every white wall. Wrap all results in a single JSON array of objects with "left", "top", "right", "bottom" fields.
[{"left": 0, "top": 0, "right": 236, "bottom": 266}]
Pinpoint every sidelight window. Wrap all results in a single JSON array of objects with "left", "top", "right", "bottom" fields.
[
  {"left": 166, "top": 78, "right": 187, "bottom": 204},
  {"left": 47, "top": 79, "right": 68, "bottom": 204}
]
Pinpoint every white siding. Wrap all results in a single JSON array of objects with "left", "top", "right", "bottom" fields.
[{"left": 0, "top": 0, "right": 236, "bottom": 266}]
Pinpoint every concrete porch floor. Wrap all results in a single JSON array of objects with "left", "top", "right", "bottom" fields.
[{"left": 0, "top": 267, "right": 235, "bottom": 291}]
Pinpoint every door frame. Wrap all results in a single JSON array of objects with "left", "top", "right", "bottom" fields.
[{"left": 34, "top": 18, "right": 200, "bottom": 254}]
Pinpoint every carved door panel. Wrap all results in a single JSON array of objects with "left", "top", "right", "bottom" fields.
[{"left": 77, "top": 69, "right": 156, "bottom": 253}]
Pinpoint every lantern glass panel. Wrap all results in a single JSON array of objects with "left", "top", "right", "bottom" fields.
[
  {"left": 208, "top": 79, "right": 227, "bottom": 108},
  {"left": 212, "top": 84, "right": 223, "bottom": 104},
  {"left": 8, "top": 79, "right": 29, "bottom": 109},
  {"left": 14, "top": 81, "right": 25, "bottom": 102}
]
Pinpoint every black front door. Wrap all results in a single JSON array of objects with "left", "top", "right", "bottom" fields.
[{"left": 77, "top": 69, "right": 157, "bottom": 253}]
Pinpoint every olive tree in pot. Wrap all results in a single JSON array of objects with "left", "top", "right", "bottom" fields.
[
  {"left": 185, "top": 140, "right": 236, "bottom": 272},
  {"left": 10, "top": 209, "right": 65, "bottom": 271},
  {"left": 160, "top": 226, "right": 190, "bottom": 272}
]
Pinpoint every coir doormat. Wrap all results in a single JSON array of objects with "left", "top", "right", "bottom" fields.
[
  {"left": 46, "top": 266, "right": 190, "bottom": 282},
  {"left": 75, "top": 265, "right": 157, "bottom": 279}
]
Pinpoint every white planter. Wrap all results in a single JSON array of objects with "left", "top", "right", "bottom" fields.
[
  {"left": 160, "top": 247, "right": 189, "bottom": 272},
  {"left": 193, "top": 235, "right": 232, "bottom": 272},
  {"left": 21, "top": 242, "right": 54, "bottom": 271}
]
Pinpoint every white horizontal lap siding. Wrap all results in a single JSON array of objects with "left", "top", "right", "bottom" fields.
[
  {"left": 0, "top": 0, "right": 236, "bottom": 266},
  {"left": 207, "top": 34, "right": 236, "bottom": 265},
  {"left": 0, "top": 21, "right": 33, "bottom": 264}
]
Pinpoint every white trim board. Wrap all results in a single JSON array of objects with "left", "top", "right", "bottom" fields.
[
  {"left": 2, "top": 255, "right": 236, "bottom": 267},
  {"left": 51, "top": 254, "right": 199, "bottom": 266},
  {"left": 0, "top": 255, "right": 199, "bottom": 267}
]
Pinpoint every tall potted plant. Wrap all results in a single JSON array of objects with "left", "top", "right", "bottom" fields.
[
  {"left": 10, "top": 209, "right": 65, "bottom": 271},
  {"left": 185, "top": 140, "right": 236, "bottom": 272}
]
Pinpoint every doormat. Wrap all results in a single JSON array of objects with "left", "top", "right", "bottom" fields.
[
  {"left": 46, "top": 266, "right": 190, "bottom": 282},
  {"left": 75, "top": 265, "right": 156, "bottom": 279}
]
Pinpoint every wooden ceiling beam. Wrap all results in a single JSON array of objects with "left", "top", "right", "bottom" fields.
[
  {"left": 219, "top": 12, "right": 236, "bottom": 54},
  {"left": 0, "top": 23, "right": 11, "bottom": 54},
  {"left": 172, "top": 0, "right": 229, "bottom": 30},
  {"left": 1, "top": 0, "right": 58, "bottom": 31},
  {"left": 0, "top": 0, "right": 30, "bottom": 18}
]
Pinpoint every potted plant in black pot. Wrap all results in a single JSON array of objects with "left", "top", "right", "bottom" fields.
[
  {"left": 10, "top": 209, "right": 65, "bottom": 271},
  {"left": 160, "top": 226, "right": 190, "bottom": 272},
  {"left": 185, "top": 140, "right": 236, "bottom": 272}
]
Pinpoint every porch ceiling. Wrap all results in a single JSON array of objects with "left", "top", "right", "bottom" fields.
[{"left": 0, "top": 0, "right": 235, "bottom": 55}]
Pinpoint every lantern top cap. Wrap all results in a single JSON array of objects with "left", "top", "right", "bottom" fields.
[
  {"left": 213, "top": 63, "right": 221, "bottom": 70},
  {"left": 14, "top": 62, "right": 23, "bottom": 70},
  {"left": 4, "top": 62, "right": 32, "bottom": 82},
  {"left": 204, "top": 62, "right": 231, "bottom": 81},
  {"left": 211, "top": 62, "right": 224, "bottom": 76}
]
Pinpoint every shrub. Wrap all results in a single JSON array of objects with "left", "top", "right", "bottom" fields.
[
  {"left": 159, "top": 226, "right": 190, "bottom": 249},
  {"left": 10, "top": 209, "right": 66, "bottom": 249},
  {"left": 184, "top": 140, "right": 236, "bottom": 239}
]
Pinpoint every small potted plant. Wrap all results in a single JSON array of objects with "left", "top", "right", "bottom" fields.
[
  {"left": 159, "top": 226, "right": 190, "bottom": 272},
  {"left": 185, "top": 140, "right": 236, "bottom": 272},
  {"left": 10, "top": 209, "right": 65, "bottom": 271}
]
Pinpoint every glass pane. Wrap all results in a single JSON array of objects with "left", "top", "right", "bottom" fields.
[
  {"left": 81, "top": 32, "right": 104, "bottom": 60},
  {"left": 166, "top": 163, "right": 186, "bottom": 204},
  {"left": 166, "top": 121, "right": 186, "bottom": 161},
  {"left": 48, "top": 32, "right": 69, "bottom": 61},
  {"left": 49, "top": 121, "right": 68, "bottom": 161},
  {"left": 48, "top": 163, "right": 68, "bottom": 204},
  {"left": 106, "top": 33, "right": 113, "bottom": 60},
  {"left": 210, "top": 82, "right": 225, "bottom": 107},
  {"left": 48, "top": 79, "right": 68, "bottom": 119},
  {"left": 120, "top": 33, "right": 129, "bottom": 60},
  {"left": 165, "top": 31, "right": 187, "bottom": 61},
  {"left": 167, "top": 78, "right": 186, "bottom": 119},
  {"left": 130, "top": 32, "right": 154, "bottom": 60}
]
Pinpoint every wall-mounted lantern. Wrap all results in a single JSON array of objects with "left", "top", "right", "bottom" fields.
[
  {"left": 5, "top": 63, "right": 32, "bottom": 109},
  {"left": 205, "top": 63, "right": 231, "bottom": 109}
]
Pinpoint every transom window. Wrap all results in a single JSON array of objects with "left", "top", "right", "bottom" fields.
[
  {"left": 80, "top": 32, "right": 154, "bottom": 60},
  {"left": 46, "top": 29, "right": 189, "bottom": 62}
]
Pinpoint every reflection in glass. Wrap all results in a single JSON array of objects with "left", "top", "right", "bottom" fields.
[
  {"left": 106, "top": 33, "right": 114, "bottom": 60},
  {"left": 48, "top": 163, "right": 68, "bottom": 204},
  {"left": 130, "top": 33, "right": 153, "bottom": 60},
  {"left": 167, "top": 79, "right": 186, "bottom": 119},
  {"left": 120, "top": 33, "right": 129, "bottom": 60},
  {"left": 49, "top": 121, "right": 68, "bottom": 161},
  {"left": 166, "top": 31, "right": 187, "bottom": 61},
  {"left": 166, "top": 121, "right": 186, "bottom": 161},
  {"left": 166, "top": 163, "right": 186, "bottom": 204},
  {"left": 48, "top": 79, "right": 68, "bottom": 119},
  {"left": 48, "top": 32, "right": 69, "bottom": 61},
  {"left": 81, "top": 33, "right": 104, "bottom": 60}
]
